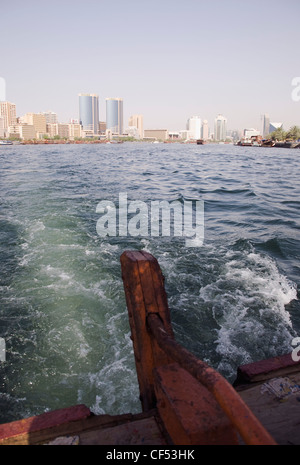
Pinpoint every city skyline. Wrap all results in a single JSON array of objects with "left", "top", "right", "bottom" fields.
[
  {"left": 1, "top": 0, "right": 300, "bottom": 133},
  {"left": 0, "top": 93, "right": 296, "bottom": 142}
]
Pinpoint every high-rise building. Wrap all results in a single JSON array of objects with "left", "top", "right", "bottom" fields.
[
  {"left": 79, "top": 93, "right": 99, "bottom": 135},
  {"left": 128, "top": 114, "right": 144, "bottom": 139},
  {"left": 202, "top": 120, "right": 209, "bottom": 140},
  {"left": 106, "top": 98, "right": 123, "bottom": 135},
  {"left": 0, "top": 101, "right": 17, "bottom": 135},
  {"left": 214, "top": 114, "right": 227, "bottom": 141},
  {"left": 68, "top": 123, "right": 82, "bottom": 140},
  {"left": 0, "top": 116, "right": 5, "bottom": 138},
  {"left": 187, "top": 116, "right": 202, "bottom": 140},
  {"left": 262, "top": 113, "right": 270, "bottom": 137},
  {"left": 21, "top": 113, "right": 47, "bottom": 137},
  {"left": 42, "top": 111, "right": 58, "bottom": 124}
]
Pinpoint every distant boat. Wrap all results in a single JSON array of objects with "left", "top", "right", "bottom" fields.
[
  {"left": 261, "top": 139, "right": 275, "bottom": 147},
  {"left": 196, "top": 139, "right": 204, "bottom": 145},
  {"left": 0, "top": 140, "right": 13, "bottom": 145},
  {"left": 274, "top": 141, "right": 293, "bottom": 148},
  {"left": 236, "top": 139, "right": 252, "bottom": 146}
]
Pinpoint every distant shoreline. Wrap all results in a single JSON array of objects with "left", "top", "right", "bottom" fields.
[{"left": 0, "top": 139, "right": 225, "bottom": 146}]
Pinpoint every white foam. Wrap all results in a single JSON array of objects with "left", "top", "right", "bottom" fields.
[{"left": 197, "top": 248, "right": 298, "bottom": 379}]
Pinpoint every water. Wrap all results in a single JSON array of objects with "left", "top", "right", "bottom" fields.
[{"left": 0, "top": 142, "right": 299, "bottom": 423}]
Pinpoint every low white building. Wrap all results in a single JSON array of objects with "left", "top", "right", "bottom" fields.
[{"left": 244, "top": 128, "right": 260, "bottom": 139}]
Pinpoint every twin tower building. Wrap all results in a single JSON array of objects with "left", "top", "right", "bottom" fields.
[{"left": 79, "top": 94, "right": 123, "bottom": 137}]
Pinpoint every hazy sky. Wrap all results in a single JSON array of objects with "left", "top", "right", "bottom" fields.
[{"left": 1, "top": 0, "right": 300, "bottom": 133}]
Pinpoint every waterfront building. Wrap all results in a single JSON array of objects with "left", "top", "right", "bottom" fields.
[
  {"left": 99, "top": 121, "right": 106, "bottom": 134},
  {"left": 168, "top": 132, "right": 180, "bottom": 140},
  {"left": 201, "top": 120, "right": 209, "bottom": 140},
  {"left": 144, "top": 129, "right": 168, "bottom": 141},
  {"left": 7, "top": 125, "right": 20, "bottom": 139},
  {"left": 106, "top": 98, "right": 123, "bottom": 135},
  {"left": 21, "top": 113, "right": 47, "bottom": 138},
  {"left": 57, "top": 123, "right": 69, "bottom": 139},
  {"left": 42, "top": 111, "right": 58, "bottom": 124},
  {"left": 179, "top": 130, "right": 190, "bottom": 140},
  {"left": 128, "top": 114, "right": 144, "bottom": 139},
  {"left": 0, "top": 116, "right": 4, "bottom": 138},
  {"left": 244, "top": 128, "right": 260, "bottom": 139},
  {"left": 46, "top": 123, "right": 58, "bottom": 138},
  {"left": 262, "top": 114, "right": 270, "bottom": 137},
  {"left": 82, "top": 129, "right": 96, "bottom": 138},
  {"left": 126, "top": 126, "right": 141, "bottom": 139},
  {"left": 187, "top": 116, "right": 202, "bottom": 140},
  {"left": 269, "top": 122, "right": 283, "bottom": 133},
  {"left": 68, "top": 123, "right": 82, "bottom": 140},
  {"left": 228, "top": 129, "right": 241, "bottom": 142},
  {"left": 0, "top": 101, "right": 17, "bottom": 135},
  {"left": 19, "top": 124, "right": 36, "bottom": 140},
  {"left": 79, "top": 93, "right": 99, "bottom": 136},
  {"left": 214, "top": 114, "right": 227, "bottom": 141},
  {"left": 8, "top": 123, "right": 35, "bottom": 140}
]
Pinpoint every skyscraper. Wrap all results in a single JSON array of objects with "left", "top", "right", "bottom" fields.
[
  {"left": 79, "top": 94, "right": 99, "bottom": 135},
  {"left": 262, "top": 114, "right": 270, "bottom": 137},
  {"left": 202, "top": 120, "right": 209, "bottom": 140},
  {"left": 0, "top": 101, "right": 17, "bottom": 134},
  {"left": 106, "top": 98, "right": 123, "bottom": 135},
  {"left": 0, "top": 116, "right": 5, "bottom": 138},
  {"left": 187, "top": 116, "right": 202, "bottom": 140},
  {"left": 214, "top": 114, "right": 227, "bottom": 141}
]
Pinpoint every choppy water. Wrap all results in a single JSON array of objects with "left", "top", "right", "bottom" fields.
[{"left": 0, "top": 142, "right": 299, "bottom": 423}]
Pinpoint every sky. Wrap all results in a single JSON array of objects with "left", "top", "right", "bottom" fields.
[{"left": 1, "top": 0, "right": 300, "bottom": 134}]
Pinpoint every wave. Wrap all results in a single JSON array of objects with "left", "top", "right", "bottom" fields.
[
  {"left": 147, "top": 238, "right": 298, "bottom": 382},
  {"left": 1, "top": 143, "right": 300, "bottom": 422}
]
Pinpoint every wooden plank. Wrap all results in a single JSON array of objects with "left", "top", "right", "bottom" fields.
[
  {"left": 0, "top": 404, "right": 91, "bottom": 445},
  {"left": 79, "top": 416, "right": 167, "bottom": 445},
  {"left": 238, "top": 373, "right": 300, "bottom": 445},
  {"left": 234, "top": 352, "right": 300, "bottom": 387}
]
